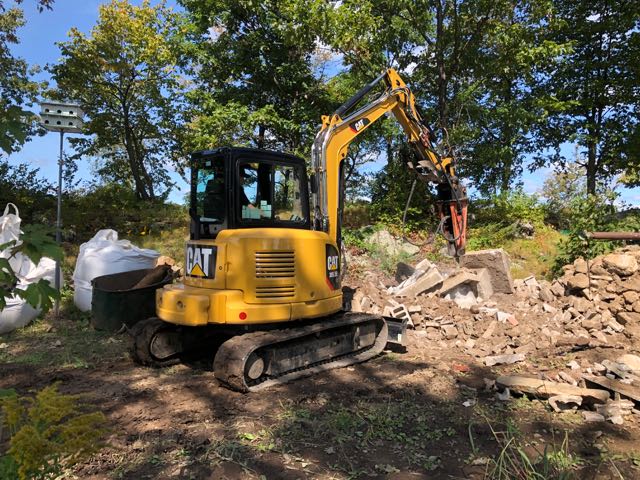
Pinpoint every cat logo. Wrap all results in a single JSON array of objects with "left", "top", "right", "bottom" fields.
[
  {"left": 185, "top": 244, "right": 217, "bottom": 278},
  {"left": 349, "top": 117, "right": 370, "bottom": 133},
  {"left": 325, "top": 244, "right": 341, "bottom": 290}
]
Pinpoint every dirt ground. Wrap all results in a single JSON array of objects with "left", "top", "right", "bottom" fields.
[{"left": 1, "top": 296, "right": 640, "bottom": 480}]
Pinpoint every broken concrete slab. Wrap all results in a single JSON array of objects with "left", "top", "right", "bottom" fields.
[
  {"left": 394, "top": 268, "right": 443, "bottom": 297},
  {"left": 440, "top": 268, "right": 493, "bottom": 301},
  {"left": 583, "top": 376, "right": 640, "bottom": 405},
  {"left": 444, "top": 284, "right": 477, "bottom": 309},
  {"left": 484, "top": 353, "right": 525, "bottom": 367},
  {"left": 459, "top": 248, "right": 513, "bottom": 294},
  {"left": 496, "top": 375, "right": 610, "bottom": 404},
  {"left": 383, "top": 304, "right": 414, "bottom": 329},
  {"left": 582, "top": 411, "right": 606, "bottom": 422},
  {"left": 548, "top": 394, "right": 582, "bottom": 412}
]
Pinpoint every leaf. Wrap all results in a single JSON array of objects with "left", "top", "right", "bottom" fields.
[{"left": 15, "top": 279, "right": 59, "bottom": 313}]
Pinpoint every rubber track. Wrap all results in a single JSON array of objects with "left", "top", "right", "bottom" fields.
[{"left": 213, "top": 313, "right": 388, "bottom": 392}]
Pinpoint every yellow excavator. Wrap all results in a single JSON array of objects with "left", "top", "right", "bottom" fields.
[{"left": 130, "top": 69, "right": 468, "bottom": 391}]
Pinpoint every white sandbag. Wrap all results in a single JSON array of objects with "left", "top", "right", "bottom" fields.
[
  {"left": 0, "top": 294, "right": 39, "bottom": 335},
  {"left": 72, "top": 229, "right": 159, "bottom": 311},
  {"left": 0, "top": 203, "right": 21, "bottom": 247}
]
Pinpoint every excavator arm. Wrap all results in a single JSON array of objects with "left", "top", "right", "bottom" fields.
[{"left": 311, "top": 68, "right": 468, "bottom": 256}]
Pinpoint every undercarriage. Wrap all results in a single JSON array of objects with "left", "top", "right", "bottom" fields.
[{"left": 129, "top": 313, "right": 388, "bottom": 392}]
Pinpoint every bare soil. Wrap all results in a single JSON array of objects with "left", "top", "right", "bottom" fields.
[{"left": 1, "top": 272, "right": 640, "bottom": 479}]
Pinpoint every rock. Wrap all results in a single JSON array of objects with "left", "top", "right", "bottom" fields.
[
  {"left": 617, "top": 354, "right": 640, "bottom": 374},
  {"left": 368, "top": 229, "right": 420, "bottom": 256},
  {"left": 394, "top": 268, "right": 444, "bottom": 298},
  {"left": 548, "top": 394, "right": 582, "bottom": 412},
  {"left": 567, "top": 273, "right": 589, "bottom": 290},
  {"left": 558, "top": 371, "right": 578, "bottom": 386},
  {"left": 603, "top": 254, "right": 638, "bottom": 276},
  {"left": 482, "top": 320, "right": 498, "bottom": 339},
  {"left": 583, "top": 376, "right": 640, "bottom": 404},
  {"left": 496, "top": 375, "right": 610, "bottom": 404},
  {"left": 156, "top": 255, "right": 176, "bottom": 266},
  {"left": 570, "top": 296, "right": 591, "bottom": 313},
  {"left": 441, "top": 324, "right": 459, "bottom": 339},
  {"left": 408, "top": 305, "right": 422, "bottom": 313},
  {"left": 567, "top": 360, "right": 581, "bottom": 370},
  {"left": 582, "top": 411, "right": 606, "bottom": 422},
  {"left": 616, "top": 311, "right": 640, "bottom": 325},
  {"left": 624, "top": 277, "right": 640, "bottom": 293},
  {"left": 551, "top": 281, "right": 566, "bottom": 297},
  {"left": 459, "top": 249, "right": 514, "bottom": 294},
  {"left": 574, "top": 258, "right": 588, "bottom": 274},
  {"left": 542, "top": 303, "right": 557, "bottom": 314},
  {"left": 539, "top": 285, "right": 554, "bottom": 303},
  {"left": 484, "top": 353, "right": 525, "bottom": 367},
  {"left": 596, "top": 399, "right": 635, "bottom": 425},
  {"left": 623, "top": 291, "right": 640, "bottom": 305},
  {"left": 440, "top": 268, "right": 493, "bottom": 301}
]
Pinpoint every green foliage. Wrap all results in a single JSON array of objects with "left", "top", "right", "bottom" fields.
[
  {"left": 51, "top": 0, "right": 188, "bottom": 200},
  {"left": 472, "top": 189, "right": 545, "bottom": 228},
  {"left": 0, "top": 225, "right": 62, "bottom": 313},
  {"left": 0, "top": 6, "right": 43, "bottom": 156},
  {"left": 0, "top": 160, "right": 54, "bottom": 224},
  {"left": 0, "top": 384, "right": 107, "bottom": 480},
  {"left": 533, "top": 0, "right": 640, "bottom": 194},
  {"left": 552, "top": 194, "right": 621, "bottom": 274},
  {"left": 541, "top": 163, "right": 588, "bottom": 229},
  {"left": 63, "top": 184, "right": 187, "bottom": 242},
  {"left": 181, "top": 0, "right": 335, "bottom": 157}
]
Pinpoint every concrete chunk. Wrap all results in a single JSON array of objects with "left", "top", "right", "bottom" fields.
[
  {"left": 395, "top": 268, "right": 443, "bottom": 297},
  {"left": 439, "top": 268, "right": 493, "bottom": 300},
  {"left": 484, "top": 353, "right": 525, "bottom": 366},
  {"left": 496, "top": 375, "right": 610, "bottom": 404},
  {"left": 459, "top": 249, "right": 514, "bottom": 294}
]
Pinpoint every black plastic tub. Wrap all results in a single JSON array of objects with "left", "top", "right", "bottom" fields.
[{"left": 90, "top": 268, "right": 173, "bottom": 332}]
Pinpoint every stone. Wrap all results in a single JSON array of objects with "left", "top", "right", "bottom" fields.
[
  {"left": 548, "top": 394, "right": 582, "bottom": 412},
  {"left": 574, "top": 258, "right": 588, "bottom": 274},
  {"left": 583, "top": 376, "right": 640, "bottom": 404},
  {"left": 582, "top": 411, "right": 606, "bottom": 422},
  {"left": 596, "top": 399, "right": 635, "bottom": 425},
  {"left": 539, "top": 285, "right": 554, "bottom": 303},
  {"left": 542, "top": 303, "right": 557, "bottom": 314},
  {"left": 624, "top": 277, "right": 640, "bottom": 293},
  {"left": 482, "top": 320, "right": 498, "bottom": 339},
  {"left": 156, "top": 255, "right": 176, "bottom": 266},
  {"left": 368, "top": 229, "right": 420, "bottom": 256},
  {"left": 484, "top": 353, "right": 525, "bottom": 367},
  {"left": 459, "top": 249, "right": 514, "bottom": 294},
  {"left": 408, "top": 305, "right": 422, "bottom": 313},
  {"left": 496, "top": 375, "right": 610, "bottom": 404},
  {"left": 567, "top": 273, "right": 589, "bottom": 290},
  {"left": 558, "top": 371, "right": 578, "bottom": 386},
  {"left": 440, "top": 268, "right": 493, "bottom": 300},
  {"left": 617, "top": 354, "right": 640, "bottom": 374},
  {"left": 442, "top": 324, "right": 459, "bottom": 339},
  {"left": 617, "top": 311, "right": 640, "bottom": 325},
  {"left": 623, "top": 290, "right": 640, "bottom": 305},
  {"left": 603, "top": 254, "right": 638, "bottom": 277},
  {"left": 581, "top": 316, "right": 602, "bottom": 330},
  {"left": 567, "top": 360, "right": 581, "bottom": 370},
  {"left": 395, "top": 268, "right": 444, "bottom": 298},
  {"left": 551, "top": 281, "right": 566, "bottom": 297}
]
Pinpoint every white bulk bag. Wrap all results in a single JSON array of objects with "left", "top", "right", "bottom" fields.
[
  {"left": 0, "top": 295, "right": 40, "bottom": 335},
  {"left": 0, "top": 204, "right": 61, "bottom": 334},
  {"left": 72, "top": 229, "right": 159, "bottom": 312}
]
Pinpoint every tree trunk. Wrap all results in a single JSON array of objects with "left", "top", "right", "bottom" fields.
[
  {"left": 122, "top": 105, "right": 150, "bottom": 200},
  {"left": 257, "top": 124, "right": 265, "bottom": 150},
  {"left": 586, "top": 140, "right": 597, "bottom": 195}
]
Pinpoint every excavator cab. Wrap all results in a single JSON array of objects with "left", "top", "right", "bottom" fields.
[{"left": 190, "top": 147, "right": 311, "bottom": 240}]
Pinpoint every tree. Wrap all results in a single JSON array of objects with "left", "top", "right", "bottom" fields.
[
  {"left": 534, "top": 0, "right": 640, "bottom": 195},
  {"left": 0, "top": 3, "right": 46, "bottom": 155},
  {"left": 51, "top": 0, "right": 187, "bottom": 200},
  {"left": 180, "top": 0, "right": 335, "bottom": 157}
]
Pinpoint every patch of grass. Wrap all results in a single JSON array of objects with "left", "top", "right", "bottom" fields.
[
  {"left": 475, "top": 418, "right": 581, "bottom": 480},
  {"left": 127, "top": 226, "right": 189, "bottom": 266}
]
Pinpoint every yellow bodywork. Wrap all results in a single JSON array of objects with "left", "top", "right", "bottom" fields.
[{"left": 156, "top": 228, "right": 343, "bottom": 326}]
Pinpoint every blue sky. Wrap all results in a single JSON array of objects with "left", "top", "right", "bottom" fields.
[{"left": 6, "top": 0, "right": 640, "bottom": 207}]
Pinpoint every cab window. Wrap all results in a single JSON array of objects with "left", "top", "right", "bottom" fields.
[{"left": 238, "top": 161, "right": 304, "bottom": 223}]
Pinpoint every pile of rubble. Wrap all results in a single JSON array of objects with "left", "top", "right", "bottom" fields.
[{"left": 347, "top": 246, "right": 640, "bottom": 424}]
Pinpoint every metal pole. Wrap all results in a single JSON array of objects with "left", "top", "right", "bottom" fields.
[
  {"left": 54, "top": 130, "right": 64, "bottom": 317},
  {"left": 584, "top": 231, "right": 640, "bottom": 241}
]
